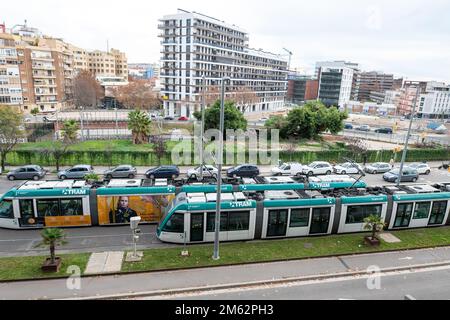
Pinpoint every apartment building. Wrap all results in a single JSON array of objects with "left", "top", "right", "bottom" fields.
[
  {"left": 418, "top": 82, "right": 450, "bottom": 119},
  {"left": 0, "top": 33, "right": 23, "bottom": 106},
  {"left": 159, "top": 9, "right": 288, "bottom": 118},
  {"left": 352, "top": 71, "right": 394, "bottom": 102},
  {"left": 0, "top": 23, "right": 128, "bottom": 113},
  {"left": 317, "top": 66, "right": 355, "bottom": 107},
  {"left": 286, "top": 73, "right": 318, "bottom": 105}
]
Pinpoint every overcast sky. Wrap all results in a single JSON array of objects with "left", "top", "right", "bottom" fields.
[{"left": 3, "top": 0, "right": 450, "bottom": 82}]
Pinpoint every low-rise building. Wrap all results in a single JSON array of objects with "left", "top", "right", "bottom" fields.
[{"left": 418, "top": 82, "right": 450, "bottom": 119}]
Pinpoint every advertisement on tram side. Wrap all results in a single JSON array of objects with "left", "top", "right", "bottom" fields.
[{"left": 97, "top": 194, "right": 174, "bottom": 225}]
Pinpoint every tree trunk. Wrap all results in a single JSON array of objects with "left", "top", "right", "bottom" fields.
[
  {"left": 50, "top": 242, "right": 55, "bottom": 265},
  {"left": 372, "top": 225, "right": 377, "bottom": 241},
  {"left": 1, "top": 153, "right": 5, "bottom": 172}
]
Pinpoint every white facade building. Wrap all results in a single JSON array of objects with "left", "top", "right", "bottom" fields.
[
  {"left": 419, "top": 82, "right": 450, "bottom": 119},
  {"left": 314, "top": 61, "right": 360, "bottom": 78},
  {"left": 317, "top": 66, "right": 355, "bottom": 107},
  {"left": 159, "top": 9, "right": 288, "bottom": 118}
]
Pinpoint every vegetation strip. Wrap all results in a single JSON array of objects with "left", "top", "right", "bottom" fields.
[{"left": 0, "top": 227, "right": 449, "bottom": 282}]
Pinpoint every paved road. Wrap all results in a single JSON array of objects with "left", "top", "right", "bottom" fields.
[
  {"left": 169, "top": 266, "right": 450, "bottom": 300},
  {"left": 1, "top": 246, "right": 449, "bottom": 300}
]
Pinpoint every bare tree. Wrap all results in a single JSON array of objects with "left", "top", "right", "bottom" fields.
[
  {"left": 150, "top": 135, "right": 167, "bottom": 165},
  {"left": 0, "top": 105, "right": 24, "bottom": 171},
  {"left": 344, "top": 137, "right": 369, "bottom": 165},
  {"left": 72, "top": 70, "right": 104, "bottom": 109},
  {"left": 112, "top": 79, "right": 161, "bottom": 110},
  {"left": 229, "top": 86, "right": 259, "bottom": 113}
]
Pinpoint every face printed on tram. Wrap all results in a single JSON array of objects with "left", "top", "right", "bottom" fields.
[{"left": 118, "top": 197, "right": 129, "bottom": 209}]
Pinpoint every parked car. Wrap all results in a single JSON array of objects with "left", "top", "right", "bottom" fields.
[
  {"left": 259, "top": 117, "right": 269, "bottom": 122},
  {"left": 187, "top": 165, "right": 219, "bottom": 180},
  {"left": 302, "top": 162, "right": 333, "bottom": 176},
  {"left": 178, "top": 116, "right": 189, "bottom": 121},
  {"left": 383, "top": 168, "right": 419, "bottom": 183},
  {"left": 227, "top": 165, "right": 260, "bottom": 178},
  {"left": 344, "top": 123, "right": 353, "bottom": 130},
  {"left": 364, "top": 162, "right": 392, "bottom": 174},
  {"left": 374, "top": 128, "right": 393, "bottom": 134},
  {"left": 356, "top": 125, "right": 370, "bottom": 132},
  {"left": 7, "top": 165, "right": 46, "bottom": 181},
  {"left": 58, "top": 165, "right": 94, "bottom": 180},
  {"left": 333, "top": 162, "right": 363, "bottom": 175},
  {"left": 164, "top": 116, "right": 175, "bottom": 121},
  {"left": 271, "top": 163, "right": 303, "bottom": 176},
  {"left": 104, "top": 165, "right": 137, "bottom": 179},
  {"left": 145, "top": 166, "right": 180, "bottom": 180},
  {"left": 408, "top": 163, "right": 431, "bottom": 175}
]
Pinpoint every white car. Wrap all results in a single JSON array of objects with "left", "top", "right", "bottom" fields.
[
  {"left": 333, "top": 162, "right": 363, "bottom": 175},
  {"left": 187, "top": 165, "right": 219, "bottom": 180},
  {"left": 302, "top": 162, "right": 333, "bottom": 176},
  {"left": 271, "top": 163, "right": 303, "bottom": 176},
  {"left": 408, "top": 163, "right": 431, "bottom": 175}
]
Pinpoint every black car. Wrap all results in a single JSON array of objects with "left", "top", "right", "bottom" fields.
[
  {"left": 227, "top": 165, "right": 260, "bottom": 178},
  {"left": 145, "top": 166, "right": 180, "bottom": 179},
  {"left": 164, "top": 116, "right": 175, "bottom": 121},
  {"left": 344, "top": 123, "right": 353, "bottom": 130},
  {"left": 374, "top": 128, "right": 393, "bottom": 134}
]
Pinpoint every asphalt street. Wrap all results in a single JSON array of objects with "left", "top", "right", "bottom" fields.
[{"left": 1, "top": 246, "right": 450, "bottom": 300}]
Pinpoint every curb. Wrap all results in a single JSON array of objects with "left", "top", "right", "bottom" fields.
[
  {"left": 64, "top": 260, "right": 450, "bottom": 300},
  {"left": 1, "top": 243, "right": 450, "bottom": 284}
]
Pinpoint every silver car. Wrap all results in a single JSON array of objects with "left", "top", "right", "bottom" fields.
[
  {"left": 7, "top": 165, "right": 47, "bottom": 181},
  {"left": 58, "top": 165, "right": 94, "bottom": 180},
  {"left": 104, "top": 165, "right": 137, "bottom": 179}
]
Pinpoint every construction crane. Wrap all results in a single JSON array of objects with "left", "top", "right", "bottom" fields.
[{"left": 282, "top": 48, "right": 293, "bottom": 71}]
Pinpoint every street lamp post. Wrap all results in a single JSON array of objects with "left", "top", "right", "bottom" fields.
[
  {"left": 397, "top": 86, "right": 420, "bottom": 187},
  {"left": 199, "top": 76, "right": 206, "bottom": 181},
  {"left": 213, "top": 77, "right": 230, "bottom": 261}
]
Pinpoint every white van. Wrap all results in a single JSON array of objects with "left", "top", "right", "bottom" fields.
[{"left": 271, "top": 163, "right": 303, "bottom": 176}]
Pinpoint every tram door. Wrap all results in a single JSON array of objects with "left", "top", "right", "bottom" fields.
[
  {"left": 394, "top": 203, "right": 413, "bottom": 228},
  {"left": 267, "top": 209, "right": 288, "bottom": 237},
  {"left": 18, "top": 199, "right": 42, "bottom": 227},
  {"left": 190, "top": 213, "right": 204, "bottom": 242},
  {"left": 310, "top": 207, "right": 331, "bottom": 235}
]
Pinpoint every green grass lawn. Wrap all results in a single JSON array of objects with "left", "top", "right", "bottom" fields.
[
  {"left": 122, "top": 227, "right": 450, "bottom": 273},
  {"left": 0, "top": 253, "right": 90, "bottom": 281},
  {"left": 1, "top": 227, "right": 449, "bottom": 281}
]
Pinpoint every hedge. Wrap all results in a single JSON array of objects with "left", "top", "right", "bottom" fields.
[{"left": 5, "top": 148, "right": 449, "bottom": 167}]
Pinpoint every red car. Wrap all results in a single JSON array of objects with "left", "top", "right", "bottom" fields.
[{"left": 178, "top": 116, "right": 189, "bottom": 121}]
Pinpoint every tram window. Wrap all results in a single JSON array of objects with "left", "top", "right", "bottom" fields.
[
  {"left": 60, "top": 199, "right": 83, "bottom": 216},
  {"left": 429, "top": 201, "right": 448, "bottom": 225},
  {"left": 162, "top": 213, "right": 184, "bottom": 233},
  {"left": 346, "top": 205, "right": 382, "bottom": 224},
  {"left": 37, "top": 199, "right": 60, "bottom": 217},
  {"left": 206, "top": 212, "right": 228, "bottom": 232},
  {"left": 290, "top": 208, "right": 310, "bottom": 228},
  {"left": 228, "top": 211, "right": 250, "bottom": 231},
  {"left": 413, "top": 202, "right": 431, "bottom": 220},
  {"left": 0, "top": 200, "right": 13, "bottom": 219}
]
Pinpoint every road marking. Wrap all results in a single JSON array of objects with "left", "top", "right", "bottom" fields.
[{"left": 399, "top": 257, "right": 413, "bottom": 261}]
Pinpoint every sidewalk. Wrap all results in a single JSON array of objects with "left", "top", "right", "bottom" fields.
[{"left": 1, "top": 246, "right": 449, "bottom": 300}]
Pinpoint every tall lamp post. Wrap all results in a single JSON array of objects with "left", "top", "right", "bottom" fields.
[
  {"left": 213, "top": 77, "right": 230, "bottom": 261},
  {"left": 199, "top": 76, "right": 206, "bottom": 181},
  {"left": 397, "top": 86, "right": 420, "bottom": 187}
]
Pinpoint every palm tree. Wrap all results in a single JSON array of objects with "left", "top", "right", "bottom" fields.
[
  {"left": 363, "top": 215, "right": 386, "bottom": 241},
  {"left": 128, "top": 110, "right": 152, "bottom": 144},
  {"left": 61, "top": 119, "right": 79, "bottom": 143},
  {"left": 36, "top": 228, "right": 67, "bottom": 265}
]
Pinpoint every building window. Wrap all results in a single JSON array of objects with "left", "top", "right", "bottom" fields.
[
  {"left": 290, "top": 208, "right": 310, "bottom": 228},
  {"left": 346, "top": 204, "right": 382, "bottom": 224}
]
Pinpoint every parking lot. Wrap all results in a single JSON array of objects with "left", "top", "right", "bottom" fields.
[{"left": 1, "top": 163, "right": 449, "bottom": 195}]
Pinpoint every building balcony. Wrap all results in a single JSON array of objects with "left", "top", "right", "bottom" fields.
[
  {"left": 32, "top": 65, "right": 55, "bottom": 71},
  {"left": 161, "top": 40, "right": 178, "bottom": 45},
  {"left": 31, "top": 56, "right": 54, "bottom": 61}
]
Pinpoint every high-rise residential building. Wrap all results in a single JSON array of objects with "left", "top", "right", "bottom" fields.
[
  {"left": 0, "top": 22, "right": 128, "bottom": 113},
  {"left": 286, "top": 73, "right": 318, "bottom": 105},
  {"left": 314, "top": 61, "right": 360, "bottom": 78},
  {"left": 317, "top": 66, "right": 355, "bottom": 107},
  {"left": 158, "top": 9, "right": 288, "bottom": 118},
  {"left": 0, "top": 33, "right": 23, "bottom": 106},
  {"left": 418, "top": 82, "right": 450, "bottom": 119},
  {"left": 352, "top": 71, "right": 394, "bottom": 102}
]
